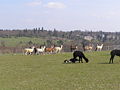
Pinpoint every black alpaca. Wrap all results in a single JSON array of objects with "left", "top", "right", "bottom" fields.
[
  {"left": 33, "top": 47, "right": 37, "bottom": 55},
  {"left": 69, "top": 58, "right": 78, "bottom": 63},
  {"left": 73, "top": 51, "right": 89, "bottom": 63},
  {"left": 64, "top": 58, "right": 79, "bottom": 64},
  {"left": 109, "top": 49, "right": 120, "bottom": 63}
]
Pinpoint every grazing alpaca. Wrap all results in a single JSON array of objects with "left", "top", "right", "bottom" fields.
[
  {"left": 24, "top": 46, "right": 35, "bottom": 55},
  {"left": 96, "top": 44, "right": 103, "bottom": 51},
  {"left": 36, "top": 46, "right": 46, "bottom": 54},
  {"left": 70, "top": 45, "right": 77, "bottom": 52},
  {"left": 73, "top": 51, "right": 89, "bottom": 63},
  {"left": 109, "top": 49, "right": 120, "bottom": 63},
  {"left": 54, "top": 45, "right": 63, "bottom": 53}
]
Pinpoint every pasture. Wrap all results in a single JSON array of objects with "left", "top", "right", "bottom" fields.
[
  {"left": 0, "top": 51, "right": 120, "bottom": 90},
  {"left": 0, "top": 37, "right": 46, "bottom": 47}
]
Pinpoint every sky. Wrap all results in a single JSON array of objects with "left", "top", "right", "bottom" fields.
[{"left": 0, "top": 0, "right": 120, "bottom": 32}]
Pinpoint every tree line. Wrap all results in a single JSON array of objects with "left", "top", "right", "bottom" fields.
[{"left": 0, "top": 28, "right": 120, "bottom": 45}]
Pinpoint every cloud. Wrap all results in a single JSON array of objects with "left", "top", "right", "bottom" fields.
[
  {"left": 45, "top": 2, "right": 66, "bottom": 9},
  {"left": 26, "top": 1, "right": 42, "bottom": 7}
]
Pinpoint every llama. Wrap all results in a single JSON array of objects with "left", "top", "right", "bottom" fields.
[
  {"left": 36, "top": 46, "right": 46, "bottom": 54},
  {"left": 109, "top": 49, "right": 120, "bottom": 63},
  {"left": 24, "top": 46, "right": 35, "bottom": 55},
  {"left": 82, "top": 44, "right": 93, "bottom": 51},
  {"left": 84, "top": 45, "right": 93, "bottom": 51},
  {"left": 45, "top": 46, "right": 55, "bottom": 54},
  {"left": 73, "top": 51, "right": 89, "bottom": 63},
  {"left": 54, "top": 45, "right": 63, "bottom": 53},
  {"left": 96, "top": 44, "right": 103, "bottom": 51}
]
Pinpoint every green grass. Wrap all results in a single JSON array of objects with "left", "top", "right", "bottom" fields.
[
  {"left": 0, "top": 51, "right": 120, "bottom": 90},
  {"left": 0, "top": 37, "right": 69, "bottom": 47},
  {"left": 0, "top": 37, "right": 46, "bottom": 47}
]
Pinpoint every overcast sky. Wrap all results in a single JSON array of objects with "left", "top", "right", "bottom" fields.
[{"left": 0, "top": 0, "right": 120, "bottom": 32}]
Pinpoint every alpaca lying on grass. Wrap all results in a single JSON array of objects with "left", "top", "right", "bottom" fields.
[{"left": 64, "top": 58, "right": 79, "bottom": 64}]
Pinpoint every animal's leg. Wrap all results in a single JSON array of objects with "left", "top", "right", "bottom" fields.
[
  {"left": 50, "top": 50, "right": 52, "bottom": 54},
  {"left": 36, "top": 51, "right": 39, "bottom": 55},
  {"left": 78, "top": 58, "right": 80, "bottom": 63},
  {"left": 79, "top": 57, "right": 83, "bottom": 63},
  {"left": 30, "top": 52, "right": 32, "bottom": 55},
  {"left": 109, "top": 55, "right": 114, "bottom": 64},
  {"left": 25, "top": 52, "right": 27, "bottom": 55},
  {"left": 98, "top": 48, "right": 99, "bottom": 51},
  {"left": 36, "top": 51, "right": 40, "bottom": 55},
  {"left": 81, "top": 58, "right": 83, "bottom": 63},
  {"left": 25, "top": 51, "right": 28, "bottom": 55}
]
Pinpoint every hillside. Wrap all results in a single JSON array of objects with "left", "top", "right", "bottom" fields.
[
  {"left": 0, "top": 29, "right": 120, "bottom": 45},
  {"left": 0, "top": 28, "right": 120, "bottom": 53}
]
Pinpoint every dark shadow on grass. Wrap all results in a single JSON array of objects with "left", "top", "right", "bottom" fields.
[
  {"left": 98, "top": 62, "right": 109, "bottom": 64},
  {"left": 62, "top": 62, "right": 78, "bottom": 64},
  {"left": 62, "top": 62, "right": 88, "bottom": 64},
  {"left": 98, "top": 62, "right": 120, "bottom": 64}
]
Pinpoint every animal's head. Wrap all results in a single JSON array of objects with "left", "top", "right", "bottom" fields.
[
  {"left": 64, "top": 60, "right": 69, "bottom": 64},
  {"left": 85, "top": 58, "right": 89, "bottom": 63},
  {"left": 32, "top": 46, "right": 35, "bottom": 49},
  {"left": 43, "top": 46, "right": 46, "bottom": 49}
]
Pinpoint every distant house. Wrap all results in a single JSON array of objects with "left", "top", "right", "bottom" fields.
[
  {"left": 84, "top": 36, "right": 93, "bottom": 41},
  {"left": 116, "top": 36, "right": 120, "bottom": 40},
  {"left": 106, "top": 35, "right": 116, "bottom": 40}
]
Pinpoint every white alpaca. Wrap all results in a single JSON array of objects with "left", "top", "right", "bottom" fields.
[
  {"left": 36, "top": 46, "right": 46, "bottom": 54},
  {"left": 96, "top": 44, "right": 103, "bottom": 51},
  {"left": 54, "top": 45, "right": 63, "bottom": 53},
  {"left": 24, "top": 46, "right": 35, "bottom": 55}
]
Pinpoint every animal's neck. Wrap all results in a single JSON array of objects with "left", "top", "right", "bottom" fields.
[
  {"left": 43, "top": 46, "right": 46, "bottom": 50},
  {"left": 61, "top": 45, "right": 63, "bottom": 49},
  {"left": 32, "top": 46, "right": 35, "bottom": 49}
]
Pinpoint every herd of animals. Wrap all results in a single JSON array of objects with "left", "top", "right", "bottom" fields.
[
  {"left": 23, "top": 44, "right": 120, "bottom": 64},
  {"left": 24, "top": 45, "right": 63, "bottom": 55}
]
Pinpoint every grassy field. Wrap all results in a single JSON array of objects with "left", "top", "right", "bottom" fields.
[
  {"left": 0, "top": 37, "right": 46, "bottom": 47},
  {"left": 0, "top": 51, "right": 120, "bottom": 90},
  {"left": 0, "top": 37, "right": 68, "bottom": 47}
]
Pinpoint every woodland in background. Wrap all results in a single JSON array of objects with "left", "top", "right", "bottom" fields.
[{"left": 0, "top": 27, "right": 120, "bottom": 53}]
